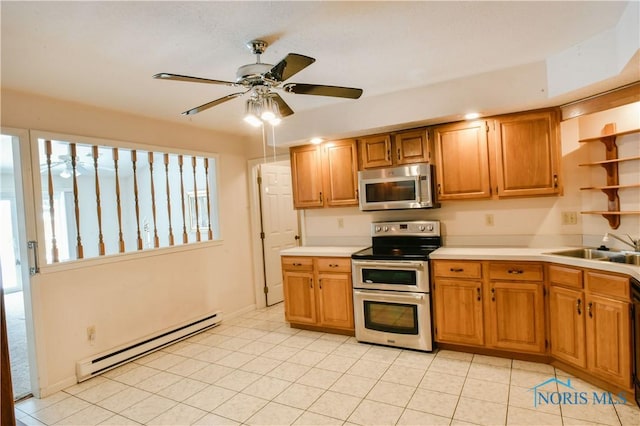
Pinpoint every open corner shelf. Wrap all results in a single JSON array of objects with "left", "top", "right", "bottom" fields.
[{"left": 578, "top": 123, "right": 640, "bottom": 229}]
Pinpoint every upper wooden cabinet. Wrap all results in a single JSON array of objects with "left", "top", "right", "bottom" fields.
[
  {"left": 493, "top": 109, "right": 562, "bottom": 198},
  {"left": 433, "top": 120, "right": 492, "bottom": 200},
  {"left": 359, "top": 128, "right": 432, "bottom": 169},
  {"left": 432, "top": 109, "right": 562, "bottom": 201},
  {"left": 290, "top": 139, "right": 358, "bottom": 209}
]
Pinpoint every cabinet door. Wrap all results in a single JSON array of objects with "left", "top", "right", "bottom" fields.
[
  {"left": 317, "top": 272, "right": 354, "bottom": 329},
  {"left": 433, "top": 279, "right": 484, "bottom": 345},
  {"left": 283, "top": 271, "right": 316, "bottom": 324},
  {"left": 585, "top": 294, "right": 631, "bottom": 388},
  {"left": 549, "top": 286, "right": 586, "bottom": 368},
  {"left": 493, "top": 110, "right": 561, "bottom": 197},
  {"left": 394, "top": 129, "right": 430, "bottom": 165},
  {"left": 486, "top": 282, "right": 546, "bottom": 353},
  {"left": 290, "top": 145, "right": 323, "bottom": 208},
  {"left": 322, "top": 139, "right": 359, "bottom": 207},
  {"left": 433, "top": 121, "right": 491, "bottom": 200},
  {"left": 359, "top": 134, "right": 392, "bottom": 169}
]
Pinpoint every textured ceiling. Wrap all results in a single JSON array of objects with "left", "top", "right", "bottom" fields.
[{"left": 0, "top": 1, "right": 633, "bottom": 138}]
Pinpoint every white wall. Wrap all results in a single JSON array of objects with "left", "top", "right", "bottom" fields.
[
  {"left": 302, "top": 103, "right": 640, "bottom": 249},
  {"left": 1, "top": 89, "right": 263, "bottom": 396}
]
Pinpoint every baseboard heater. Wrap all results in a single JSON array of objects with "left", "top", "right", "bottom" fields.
[{"left": 76, "top": 311, "right": 222, "bottom": 382}]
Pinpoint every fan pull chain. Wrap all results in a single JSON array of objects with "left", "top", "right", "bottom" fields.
[
  {"left": 45, "top": 140, "right": 59, "bottom": 263},
  {"left": 113, "top": 148, "right": 125, "bottom": 253},
  {"left": 192, "top": 156, "right": 201, "bottom": 242},
  {"left": 92, "top": 146, "right": 105, "bottom": 256},
  {"left": 148, "top": 152, "right": 159, "bottom": 248},
  {"left": 164, "top": 154, "right": 174, "bottom": 246}
]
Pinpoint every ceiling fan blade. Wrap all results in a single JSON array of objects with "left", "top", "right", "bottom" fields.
[
  {"left": 270, "top": 93, "right": 294, "bottom": 117},
  {"left": 283, "top": 83, "right": 363, "bottom": 99},
  {"left": 154, "top": 73, "right": 237, "bottom": 87},
  {"left": 268, "top": 54, "right": 315, "bottom": 82},
  {"left": 181, "top": 91, "right": 247, "bottom": 116}
]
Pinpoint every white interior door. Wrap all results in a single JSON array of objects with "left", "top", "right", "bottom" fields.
[{"left": 259, "top": 163, "right": 298, "bottom": 305}]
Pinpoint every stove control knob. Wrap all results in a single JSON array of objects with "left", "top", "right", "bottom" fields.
[
  {"left": 383, "top": 226, "right": 389, "bottom": 232},
  {"left": 426, "top": 224, "right": 434, "bottom": 231},
  {"left": 418, "top": 225, "right": 425, "bottom": 231},
  {"left": 375, "top": 226, "right": 382, "bottom": 233}
]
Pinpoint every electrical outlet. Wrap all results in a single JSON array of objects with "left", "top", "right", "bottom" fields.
[
  {"left": 337, "top": 218, "right": 344, "bottom": 228},
  {"left": 485, "top": 214, "right": 494, "bottom": 226},
  {"left": 87, "top": 326, "right": 96, "bottom": 343},
  {"left": 561, "top": 211, "right": 578, "bottom": 225}
]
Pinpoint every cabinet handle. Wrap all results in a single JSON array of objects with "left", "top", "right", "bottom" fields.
[
  {"left": 476, "top": 287, "right": 481, "bottom": 301},
  {"left": 319, "top": 279, "right": 322, "bottom": 289},
  {"left": 397, "top": 149, "right": 401, "bottom": 161},
  {"left": 319, "top": 192, "right": 323, "bottom": 203},
  {"left": 386, "top": 149, "right": 391, "bottom": 162},
  {"left": 329, "top": 264, "right": 339, "bottom": 268},
  {"left": 508, "top": 269, "right": 524, "bottom": 275},
  {"left": 553, "top": 174, "right": 558, "bottom": 188},
  {"left": 293, "top": 262, "right": 302, "bottom": 266},
  {"left": 576, "top": 298, "right": 582, "bottom": 315},
  {"left": 309, "top": 278, "right": 313, "bottom": 289},
  {"left": 587, "top": 302, "right": 593, "bottom": 318},
  {"left": 450, "top": 268, "right": 464, "bottom": 273},
  {"left": 491, "top": 287, "right": 496, "bottom": 302},
  {"left": 437, "top": 184, "right": 442, "bottom": 195}
]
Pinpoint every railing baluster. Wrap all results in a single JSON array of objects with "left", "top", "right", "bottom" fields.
[
  {"left": 132, "top": 150, "right": 143, "bottom": 250},
  {"left": 164, "top": 153, "right": 174, "bottom": 246},
  {"left": 148, "top": 152, "right": 159, "bottom": 248},
  {"left": 113, "top": 148, "right": 125, "bottom": 253},
  {"left": 69, "top": 143, "right": 84, "bottom": 259},
  {"left": 178, "top": 155, "right": 188, "bottom": 244},
  {"left": 204, "top": 158, "right": 213, "bottom": 240},
  {"left": 192, "top": 156, "right": 201, "bottom": 242},
  {"left": 44, "top": 140, "right": 59, "bottom": 263},
  {"left": 92, "top": 146, "right": 105, "bottom": 256}
]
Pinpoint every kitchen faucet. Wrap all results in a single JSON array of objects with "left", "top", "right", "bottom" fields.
[{"left": 602, "top": 233, "right": 640, "bottom": 252}]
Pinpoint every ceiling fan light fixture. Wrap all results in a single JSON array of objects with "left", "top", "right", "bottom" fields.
[{"left": 244, "top": 98, "right": 263, "bottom": 127}]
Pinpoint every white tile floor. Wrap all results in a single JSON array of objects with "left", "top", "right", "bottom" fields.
[{"left": 14, "top": 304, "right": 640, "bottom": 425}]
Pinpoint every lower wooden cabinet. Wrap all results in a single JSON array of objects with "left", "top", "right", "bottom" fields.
[
  {"left": 549, "top": 285, "right": 586, "bottom": 368},
  {"left": 487, "top": 281, "right": 545, "bottom": 353},
  {"left": 433, "top": 260, "right": 545, "bottom": 354},
  {"left": 282, "top": 256, "right": 354, "bottom": 332},
  {"left": 433, "top": 259, "right": 634, "bottom": 392},
  {"left": 433, "top": 278, "right": 484, "bottom": 345},
  {"left": 547, "top": 265, "right": 632, "bottom": 389}
]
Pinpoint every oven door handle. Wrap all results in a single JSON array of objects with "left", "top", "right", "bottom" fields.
[
  {"left": 354, "top": 289, "right": 426, "bottom": 301},
  {"left": 352, "top": 260, "right": 425, "bottom": 269}
]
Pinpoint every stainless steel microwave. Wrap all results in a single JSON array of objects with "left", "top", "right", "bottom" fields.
[{"left": 358, "top": 163, "right": 439, "bottom": 211}]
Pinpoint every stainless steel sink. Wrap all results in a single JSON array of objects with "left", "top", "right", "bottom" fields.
[{"left": 548, "top": 248, "right": 640, "bottom": 265}]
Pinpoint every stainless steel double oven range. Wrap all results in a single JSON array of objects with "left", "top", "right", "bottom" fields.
[{"left": 351, "top": 220, "right": 441, "bottom": 352}]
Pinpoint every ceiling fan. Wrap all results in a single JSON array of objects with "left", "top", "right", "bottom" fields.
[{"left": 153, "top": 40, "right": 363, "bottom": 123}]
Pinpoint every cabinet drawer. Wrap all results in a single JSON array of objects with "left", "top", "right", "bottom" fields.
[
  {"left": 433, "top": 261, "right": 482, "bottom": 279},
  {"left": 282, "top": 256, "right": 314, "bottom": 272},
  {"left": 488, "top": 262, "right": 543, "bottom": 281},
  {"left": 548, "top": 264, "right": 583, "bottom": 289},
  {"left": 316, "top": 257, "right": 351, "bottom": 273},
  {"left": 585, "top": 270, "right": 629, "bottom": 300}
]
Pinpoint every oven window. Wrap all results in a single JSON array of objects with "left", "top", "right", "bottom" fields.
[
  {"left": 365, "top": 180, "right": 416, "bottom": 203},
  {"left": 362, "top": 269, "right": 417, "bottom": 286},
  {"left": 364, "top": 301, "right": 418, "bottom": 335}
]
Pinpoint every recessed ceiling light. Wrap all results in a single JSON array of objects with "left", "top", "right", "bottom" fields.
[
  {"left": 464, "top": 112, "right": 481, "bottom": 120},
  {"left": 310, "top": 137, "right": 323, "bottom": 144}
]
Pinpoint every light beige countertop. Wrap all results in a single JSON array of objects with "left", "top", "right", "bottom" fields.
[
  {"left": 280, "top": 246, "right": 367, "bottom": 257},
  {"left": 431, "top": 247, "right": 640, "bottom": 281}
]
